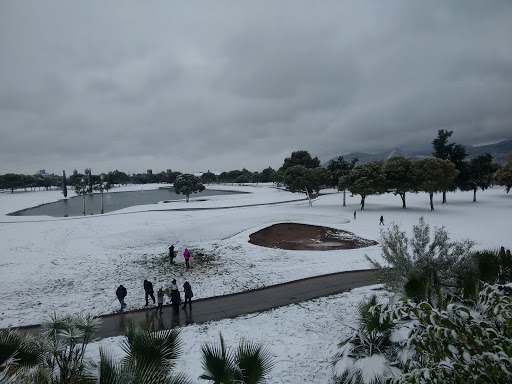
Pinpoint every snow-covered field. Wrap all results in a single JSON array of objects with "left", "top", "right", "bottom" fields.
[
  {"left": 1, "top": 183, "right": 511, "bottom": 381},
  {"left": 1, "top": 184, "right": 510, "bottom": 329}
]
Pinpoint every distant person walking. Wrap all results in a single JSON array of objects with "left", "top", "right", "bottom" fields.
[
  {"left": 144, "top": 279, "right": 156, "bottom": 306},
  {"left": 182, "top": 281, "right": 193, "bottom": 309},
  {"left": 354, "top": 211, "right": 357, "bottom": 220},
  {"left": 156, "top": 287, "right": 164, "bottom": 314},
  {"left": 184, "top": 248, "right": 190, "bottom": 269},
  {"left": 116, "top": 285, "right": 127, "bottom": 312},
  {"left": 380, "top": 215, "right": 384, "bottom": 225},
  {"left": 169, "top": 244, "right": 175, "bottom": 264}
]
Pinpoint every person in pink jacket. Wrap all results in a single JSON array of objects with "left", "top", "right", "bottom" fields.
[{"left": 184, "top": 248, "right": 190, "bottom": 269}]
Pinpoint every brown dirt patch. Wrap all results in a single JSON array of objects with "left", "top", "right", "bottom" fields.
[{"left": 249, "top": 223, "right": 378, "bottom": 251}]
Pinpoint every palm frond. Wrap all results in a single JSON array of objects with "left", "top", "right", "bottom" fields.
[
  {"left": 94, "top": 347, "right": 124, "bottom": 384},
  {"left": 235, "top": 339, "right": 274, "bottom": 384},
  {"left": 0, "top": 329, "right": 23, "bottom": 366},
  {"left": 0, "top": 329, "right": 43, "bottom": 369},
  {"left": 75, "top": 313, "right": 102, "bottom": 344},
  {"left": 199, "top": 333, "right": 238, "bottom": 383},
  {"left": 122, "top": 320, "right": 182, "bottom": 372}
]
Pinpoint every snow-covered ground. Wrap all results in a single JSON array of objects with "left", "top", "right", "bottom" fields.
[
  {"left": 0, "top": 184, "right": 510, "bottom": 328},
  {"left": 87, "top": 284, "right": 388, "bottom": 383},
  {"left": 1, "top": 183, "right": 511, "bottom": 381}
]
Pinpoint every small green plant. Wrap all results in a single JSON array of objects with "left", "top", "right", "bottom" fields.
[{"left": 200, "top": 332, "right": 273, "bottom": 384}]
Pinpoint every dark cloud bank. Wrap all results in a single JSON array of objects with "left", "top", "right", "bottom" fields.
[{"left": 1, "top": 1, "right": 511, "bottom": 175}]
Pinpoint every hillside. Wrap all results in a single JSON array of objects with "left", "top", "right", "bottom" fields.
[{"left": 324, "top": 139, "right": 512, "bottom": 166}]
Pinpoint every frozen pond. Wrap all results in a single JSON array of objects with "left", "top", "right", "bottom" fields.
[{"left": 9, "top": 188, "right": 240, "bottom": 217}]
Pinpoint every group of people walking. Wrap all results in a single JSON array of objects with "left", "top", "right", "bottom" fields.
[
  {"left": 169, "top": 244, "right": 191, "bottom": 269},
  {"left": 115, "top": 278, "right": 193, "bottom": 314}
]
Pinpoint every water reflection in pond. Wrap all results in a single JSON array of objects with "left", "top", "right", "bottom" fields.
[{"left": 10, "top": 188, "right": 240, "bottom": 217}]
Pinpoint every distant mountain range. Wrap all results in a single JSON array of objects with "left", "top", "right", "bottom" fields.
[{"left": 323, "top": 139, "right": 512, "bottom": 166}]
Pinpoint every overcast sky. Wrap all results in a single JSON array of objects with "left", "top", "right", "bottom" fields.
[{"left": 1, "top": 1, "right": 511, "bottom": 175}]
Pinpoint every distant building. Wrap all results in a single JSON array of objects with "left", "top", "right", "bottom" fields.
[
  {"left": 147, "top": 169, "right": 152, "bottom": 174},
  {"left": 39, "top": 170, "right": 46, "bottom": 175}
]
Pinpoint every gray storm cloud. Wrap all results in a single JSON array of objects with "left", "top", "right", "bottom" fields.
[{"left": 1, "top": 1, "right": 511, "bottom": 174}]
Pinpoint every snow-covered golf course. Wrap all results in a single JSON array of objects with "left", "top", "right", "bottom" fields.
[{"left": 1, "top": 184, "right": 510, "bottom": 382}]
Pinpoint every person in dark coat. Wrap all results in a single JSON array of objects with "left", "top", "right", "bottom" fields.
[
  {"left": 169, "top": 244, "right": 175, "bottom": 264},
  {"left": 116, "top": 285, "right": 127, "bottom": 312},
  {"left": 380, "top": 215, "right": 384, "bottom": 225},
  {"left": 182, "top": 281, "right": 193, "bottom": 309},
  {"left": 354, "top": 211, "right": 356, "bottom": 220},
  {"left": 144, "top": 279, "right": 156, "bottom": 306},
  {"left": 170, "top": 285, "right": 181, "bottom": 315}
]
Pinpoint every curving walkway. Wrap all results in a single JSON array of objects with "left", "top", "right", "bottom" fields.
[{"left": 17, "top": 269, "right": 375, "bottom": 340}]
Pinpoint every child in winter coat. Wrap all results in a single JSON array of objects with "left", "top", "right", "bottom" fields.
[{"left": 156, "top": 287, "right": 164, "bottom": 314}]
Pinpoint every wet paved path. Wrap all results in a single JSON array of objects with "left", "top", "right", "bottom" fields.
[{"left": 18, "top": 269, "right": 375, "bottom": 340}]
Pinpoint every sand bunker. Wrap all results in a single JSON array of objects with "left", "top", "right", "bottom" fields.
[{"left": 249, "top": 223, "right": 378, "bottom": 251}]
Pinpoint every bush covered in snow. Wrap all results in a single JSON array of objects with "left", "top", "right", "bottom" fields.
[{"left": 332, "top": 284, "right": 512, "bottom": 384}]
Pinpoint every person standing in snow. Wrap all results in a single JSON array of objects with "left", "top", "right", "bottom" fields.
[
  {"left": 169, "top": 279, "right": 181, "bottom": 314},
  {"left": 168, "top": 278, "right": 178, "bottom": 292},
  {"left": 144, "top": 279, "right": 156, "bottom": 306},
  {"left": 182, "top": 281, "right": 193, "bottom": 309},
  {"left": 116, "top": 285, "right": 127, "bottom": 312},
  {"left": 156, "top": 287, "right": 164, "bottom": 314},
  {"left": 184, "top": 248, "right": 190, "bottom": 269},
  {"left": 169, "top": 244, "right": 175, "bottom": 264},
  {"left": 354, "top": 211, "right": 356, "bottom": 220},
  {"left": 380, "top": 215, "right": 384, "bottom": 225}
]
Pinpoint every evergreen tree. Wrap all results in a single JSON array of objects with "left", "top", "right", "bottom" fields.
[
  {"left": 458, "top": 153, "right": 499, "bottom": 202},
  {"left": 432, "top": 129, "right": 467, "bottom": 203},
  {"left": 283, "top": 165, "right": 326, "bottom": 207},
  {"left": 201, "top": 170, "right": 217, "bottom": 185},
  {"left": 251, "top": 172, "right": 264, "bottom": 185},
  {"left": 383, "top": 157, "right": 416, "bottom": 209},
  {"left": 270, "top": 170, "right": 284, "bottom": 187},
  {"left": 366, "top": 217, "right": 474, "bottom": 307},
  {"left": 327, "top": 156, "right": 358, "bottom": 206},
  {"left": 412, "top": 158, "right": 458, "bottom": 211},
  {"left": 340, "top": 161, "right": 386, "bottom": 210},
  {"left": 62, "top": 170, "right": 68, "bottom": 198},
  {"left": 280, "top": 150, "right": 321, "bottom": 172},
  {"left": 261, "top": 166, "right": 275, "bottom": 182},
  {"left": 495, "top": 152, "right": 512, "bottom": 193},
  {"left": 2, "top": 173, "right": 24, "bottom": 193},
  {"left": 173, "top": 174, "right": 205, "bottom": 202}
]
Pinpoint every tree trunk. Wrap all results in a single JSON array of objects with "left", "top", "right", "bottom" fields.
[
  {"left": 400, "top": 193, "right": 406, "bottom": 209},
  {"left": 82, "top": 195, "right": 85, "bottom": 216},
  {"left": 305, "top": 187, "right": 312, "bottom": 207},
  {"left": 473, "top": 188, "right": 477, "bottom": 202},
  {"left": 430, "top": 192, "right": 434, "bottom": 211},
  {"left": 186, "top": 192, "right": 189, "bottom": 202},
  {"left": 360, "top": 195, "right": 365, "bottom": 210},
  {"left": 101, "top": 191, "right": 104, "bottom": 214},
  {"left": 343, "top": 189, "right": 346, "bottom": 207},
  {"left": 442, "top": 191, "right": 446, "bottom": 204}
]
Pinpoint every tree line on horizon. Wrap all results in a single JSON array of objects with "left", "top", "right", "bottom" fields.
[
  {"left": 274, "top": 130, "right": 512, "bottom": 210},
  {"left": 1, "top": 130, "right": 512, "bottom": 208}
]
